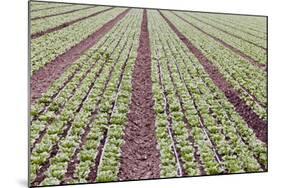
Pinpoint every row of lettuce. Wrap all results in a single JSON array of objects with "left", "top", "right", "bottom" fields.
[
  {"left": 30, "top": 2, "right": 68, "bottom": 12},
  {"left": 148, "top": 10, "right": 267, "bottom": 177},
  {"left": 30, "top": 6, "right": 267, "bottom": 186},
  {"left": 30, "top": 10, "right": 142, "bottom": 186},
  {"left": 161, "top": 10, "right": 267, "bottom": 121},
  {"left": 31, "top": 7, "right": 126, "bottom": 75},
  {"left": 31, "top": 4, "right": 92, "bottom": 19},
  {"left": 31, "top": 5, "right": 98, "bottom": 34},
  {"left": 205, "top": 13, "right": 267, "bottom": 37},
  {"left": 31, "top": 4, "right": 267, "bottom": 122}
]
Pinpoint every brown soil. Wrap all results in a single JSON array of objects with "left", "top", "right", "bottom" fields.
[
  {"left": 160, "top": 11, "right": 267, "bottom": 143},
  {"left": 172, "top": 12, "right": 267, "bottom": 71},
  {"left": 184, "top": 13, "right": 267, "bottom": 50},
  {"left": 31, "top": 7, "right": 114, "bottom": 39},
  {"left": 31, "top": 4, "right": 73, "bottom": 12},
  {"left": 31, "top": 8, "right": 130, "bottom": 105},
  {"left": 118, "top": 9, "right": 161, "bottom": 181},
  {"left": 31, "top": 6, "right": 94, "bottom": 21}
]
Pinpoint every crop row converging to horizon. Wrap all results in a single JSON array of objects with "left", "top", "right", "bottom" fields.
[{"left": 29, "top": 2, "right": 267, "bottom": 187}]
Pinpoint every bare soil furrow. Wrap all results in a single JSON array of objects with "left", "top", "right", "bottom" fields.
[
  {"left": 118, "top": 9, "right": 161, "bottom": 181},
  {"left": 31, "top": 8, "right": 130, "bottom": 104},
  {"left": 31, "top": 6, "right": 94, "bottom": 20},
  {"left": 172, "top": 12, "right": 266, "bottom": 71},
  {"left": 31, "top": 7, "right": 114, "bottom": 39},
  {"left": 160, "top": 11, "right": 267, "bottom": 143}
]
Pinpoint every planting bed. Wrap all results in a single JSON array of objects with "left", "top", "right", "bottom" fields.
[{"left": 29, "top": 1, "right": 268, "bottom": 187}]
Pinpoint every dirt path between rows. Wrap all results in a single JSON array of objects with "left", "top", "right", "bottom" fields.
[
  {"left": 172, "top": 12, "right": 267, "bottom": 71},
  {"left": 31, "top": 6, "right": 94, "bottom": 21},
  {"left": 118, "top": 9, "right": 161, "bottom": 180},
  {"left": 159, "top": 11, "right": 267, "bottom": 143},
  {"left": 31, "top": 7, "right": 114, "bottom": 39},
  {"left": 31, "top": 9, "right": 130, "bottom": 105}
]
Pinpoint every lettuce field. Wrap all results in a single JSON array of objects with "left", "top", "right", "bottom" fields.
[{"left": 29, "top": 1, "right": 268, "bottom": 187}]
